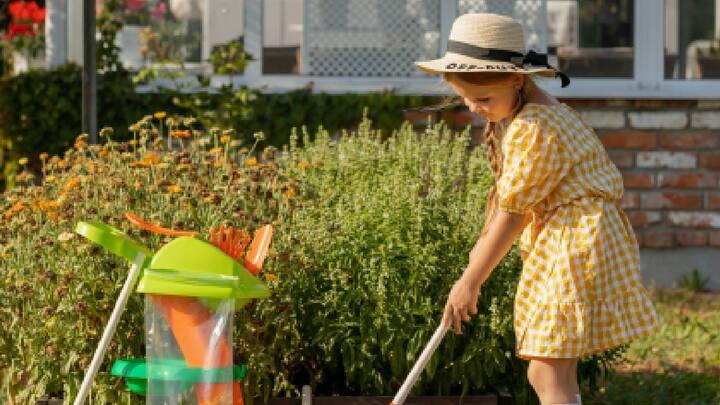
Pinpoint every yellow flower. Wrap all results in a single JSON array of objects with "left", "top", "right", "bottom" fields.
[
  {"left": 175, "top": 163, "right": 193, "bottom": 171},
  {"left": 157, "top": 163, "right": 170, "bottom": 170},
  {"left": 154, "top": 111, "right": 167, "bottom": 119},
  {"left": 297, "top": 161, "right": 311, "bottom": 170},
  {"left": 167, "top": 184, "right": 181, "bottom": 193},
  {"left": 265, "top": 273, "right": 279, "bottom": 281},
  {"left": 245, "top": 157, "right": 258, "bottom": 166},
  {"left": 57, "top": 232, "right": 75, "bottom": 242},
  {"left": 39, "top": 153, "right": 48, "bottom": 161},
  {"left": 208, "top": 146, "right": 223, "bottom": 155},
  {"left": 18, "top": 157, "right": 28, "bottom": 165},
  {"left": 219, "top": 134, "right": 231, "bottom": 144},
  {"left": 45, "top": 175, "right": 56, "bottom": 183}
]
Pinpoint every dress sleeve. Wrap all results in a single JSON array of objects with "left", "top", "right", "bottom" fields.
[{"left": 496, "top": 118, "right": 570, "bottom": 214}]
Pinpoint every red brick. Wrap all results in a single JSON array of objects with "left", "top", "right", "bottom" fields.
[
  {"left": 608, "top": 151, "right": 635, "bottom": 168},
  {"left": 658, "top": 172, "right": 718, "bottom": 188},
  {"left": 640, "top": 192, "right": 703, "bottom": 209},
  {"left": 622, "top": 172, "right": 654, "bottom": 188},
  {"left": 709, "top": 192, "right": 720, "bottom": 209},
  {"left": 676, "top": 231, "right": 708, "bottom": 246},
  {"left": 403, "top": 110, "right": 436, "bottom": 126},
  {"left": 699, "top": 152, "right": 720, "bottom": 169},
  {"left": 659, "top": 132, "right": 720, "bottom": 149},
  {"left": 642, "top": 230, "right": 674, "bottom": 248},
  {"left": 440, "top": 110, "right": 475, "bottom": 128},
  {"left": 621, "top": 192, "right": 640, "bottom": 209},
  {"left": 710, "top": 231, "right": 720, "bottom": 247},
  {"left": 626, "top": 211, "right": 662, "bottom": 227},
  {"left": 600, "top": 131, "right": 657, "bottom": 149}
]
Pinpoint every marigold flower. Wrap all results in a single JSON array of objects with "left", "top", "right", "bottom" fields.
[
  {"left": 171, "top": 129, "right": 191, "bottom": 139},
  {"left": 219, "top": 134, "right": 231, "bottom": 144},
  {"left": 245, "top": 157, "right": 258, "bottom": 166},
  {"left": 297, "top": 161, "right": 311, "bottom": 169},
  {"left": 284, "top": 188, "right": 296, "bottom": 198},
  {"left": 154, "top": 111, "right": 167, "bottom": 119},
  {"left": 175, "top": 163, "right": 192, "bottom": 171},
  {"left": 39, "top": 152, "right": 48, "bottom": 161},
  {"left": 209, "top": 147, "right": 223, "bottom": 155},
  {"left": 167, "top": 184, "right": 181, "bottom": 193},
  {"left": 62, "top": 177, "right": 81, "bottom": 192},
  {"left": 134, "top": 180, "right": 142, "bottom": 189},
  {"left": 18, "top": 157, "right": 28, "bottom": 165},
  {"left": 45, "top": 175, "right": 56, "bottom": 183}
]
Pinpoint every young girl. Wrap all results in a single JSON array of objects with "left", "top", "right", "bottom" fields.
[{"left": 415, "top": 13, "right": 659, "bottom": 405}]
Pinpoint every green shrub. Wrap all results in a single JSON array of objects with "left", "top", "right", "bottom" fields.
[{"left": 0, "top": 63, "right": 182, "bottom": 190}]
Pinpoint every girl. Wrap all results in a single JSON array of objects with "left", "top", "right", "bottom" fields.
[{"left": 415, "top": 13, "right": 659, "bottom": 405}]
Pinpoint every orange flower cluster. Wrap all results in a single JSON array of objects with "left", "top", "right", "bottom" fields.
[
  {"left": 129, "top": 152, "right": 161, "bottom": 168},
  {"left": 2, "top": 202, "right": 26, "bottom": 220},
  {"left": 31, "top": 198, "right": 61, "bottom": 221}
]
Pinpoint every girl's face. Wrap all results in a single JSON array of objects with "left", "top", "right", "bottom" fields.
[{"left": 446, "top": 75, "right": 523, "bottom": 123}]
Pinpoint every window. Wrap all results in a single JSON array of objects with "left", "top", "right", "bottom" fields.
[
  {"left": 548, "top": 0, "right": 634, "bottom": 78},
  {"left": 263, "top": 0, "right": 302, "bottom": 74},
  {"left": 665, "top": 0, "right": 720, "bottom": 80}
]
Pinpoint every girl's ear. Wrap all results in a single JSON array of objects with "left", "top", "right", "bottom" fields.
[{"left": 511, "top": 74, "right": 525, "bottom": 91}]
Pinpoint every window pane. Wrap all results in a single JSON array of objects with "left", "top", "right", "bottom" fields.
[
  {"left": 548, "top": 0, "right": 634, "bottom": 78},
  {"left": 299, "top": 0, "right": 441, "bottom": 77},
  {"left": 263, "top": 0, "right": 303, "bottom": 74},
  {"left": 114, "top": 0, "right": 204, "bottom": 70},
  {"left": 665, "top": 0, "right": 720, "bottom": 79}
]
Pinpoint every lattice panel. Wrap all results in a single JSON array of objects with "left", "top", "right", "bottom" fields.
[
  {"left": 303, "top": 0, "right": 441, "bottom": 77},
  {"left": 457, "top": 0, "right": 547, "bottom": 52}
]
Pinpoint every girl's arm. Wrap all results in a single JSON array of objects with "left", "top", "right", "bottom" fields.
[{"left": 444, "top": 210, "right": 527, "bottom": 333}]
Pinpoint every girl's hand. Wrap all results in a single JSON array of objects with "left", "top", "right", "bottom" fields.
[{"left": 442, "top": 277, "right": 480, "bottom": 335}]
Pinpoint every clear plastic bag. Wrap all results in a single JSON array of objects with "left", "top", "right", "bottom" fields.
[{"left": 145, "top": 295, "right": 235, "bottom": 404}]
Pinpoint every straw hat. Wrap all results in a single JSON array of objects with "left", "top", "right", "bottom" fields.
[{"left": 415, "top": 13, "right": 570, "bottom": 87}]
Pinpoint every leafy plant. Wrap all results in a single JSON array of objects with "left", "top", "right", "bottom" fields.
[
  {"left": 676, "top": 269, "right": 710, "bottom": 293},
  {"left": 210, "top": 39, "right": 253, "bottom": 75}
]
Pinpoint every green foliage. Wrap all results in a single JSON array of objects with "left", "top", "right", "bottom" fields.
[
  {"left": 676, "top": 269, "right": 711, "bottom": 293},
  {"left": 0, "top": 63, "right": 180, "bottom": 190},
  {"left": 173, "top": 86, "right": 432, "bottom": 149},
  {"left": 96, "top": 0, "right": 125, "bottom": 73},
  {"left": 210, "top": 39, "right": 253, "bottom": 75}
]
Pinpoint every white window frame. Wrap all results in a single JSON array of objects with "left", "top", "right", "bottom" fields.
[{"left": 217, "top": 0, "right": 720, "bottom": 98}]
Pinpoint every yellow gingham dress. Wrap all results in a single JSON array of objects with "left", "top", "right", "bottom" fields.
[{"left": 496, "top": 103, "right": 659, "bottom": 359}]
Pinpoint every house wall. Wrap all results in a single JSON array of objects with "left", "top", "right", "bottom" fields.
[{"left": 405, "top": 99, "right": 720, "bottom": 290}]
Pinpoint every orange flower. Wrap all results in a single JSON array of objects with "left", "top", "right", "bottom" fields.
[
  {"left": 297, "top": 161, "right": 311, "bottom": 169},
  {"left": 265, "top": 273, "right": 279, "bottom": 281},
  {"left": 208, "top": 146, "right": 223, "bottom": 155},
  {"left": 3, "top": 202, "right": 26, "bottom": 220},
  {"left": 219, "top": 134, "right": 231, "bottom": 144},
  {"left": 129, "top": 152, "right": 160, "bottom": 168},
  {"left": 284, "top": 188, "right": 296, "bottom": 198},
  {"left": 62, "top": 177, "right": 81, "bottom": 192},
  {"left": 171, "top": 129, "right": 191, "bottom": 139},
  {"left": 98, "top": 149, "right": 110, "bottom": 158},
  {"left": 134, "top": 180, "right": 142, "bottom": 189},
  {"left": 167, "top": 184, "right": 181, "bottom": 193},
  {"left": 213, "top": 160, "right": 223, "bottom": 169},
  {"left": 245, "top": 157, "right": 258, "bottom": 166}
]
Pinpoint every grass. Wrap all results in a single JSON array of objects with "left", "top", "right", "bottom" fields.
[{"left": 582, "top": 288, "right": 720, "bottom": 404}]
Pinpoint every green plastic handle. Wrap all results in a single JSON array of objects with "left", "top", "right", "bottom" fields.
[{"left": 74, "top": 221, "right": 153, "bottom": 265}]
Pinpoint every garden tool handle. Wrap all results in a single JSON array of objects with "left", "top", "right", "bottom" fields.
[
  {"left": 73, "top": 252, "right": 146, "bottom": 405},
  {"left": 390, "top": 321, "right": 450, "bottom": 405}
]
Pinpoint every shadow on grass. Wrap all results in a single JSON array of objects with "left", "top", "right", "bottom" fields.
[{"left": 583, "top": 365, "right": 720, "bottom": 405}]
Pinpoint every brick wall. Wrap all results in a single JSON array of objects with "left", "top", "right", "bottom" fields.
[{"left": 404, "top": 99, "right": 720, "bottom": 250}]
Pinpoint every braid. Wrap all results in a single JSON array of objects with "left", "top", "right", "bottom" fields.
[{"left": 479, "top": 80, "right": 528, "bottom": 236}]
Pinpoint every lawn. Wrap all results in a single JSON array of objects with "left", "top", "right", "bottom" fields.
[{"left": 583, "top": 288, "right": 720, "bottom": 404}]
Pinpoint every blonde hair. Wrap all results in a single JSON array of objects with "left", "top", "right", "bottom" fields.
[{"left": 444, "top": 72, "right": 536, "bottom": 235}]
